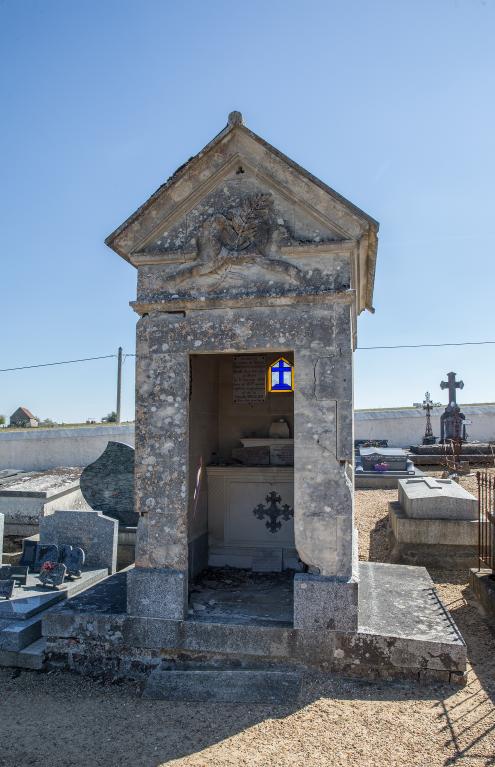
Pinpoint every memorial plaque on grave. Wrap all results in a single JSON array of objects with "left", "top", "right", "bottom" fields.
[
  {"left": 10, "top": 566, "right": 28, "bottom": 585},
  {"left": 233, "top": 355, "right": 266, "bottom": 405},
  {"left": 20, "top": 539, "right": 38, "bottom": 570},
  {"left": 0, "top": 579, "right": 14, "bottom": 599},
  {"left": 80, "top": 441, "right": 137, "bottom": 526},
  {"left": 65, "top": 546, "right": 85, "bottom": 578},
  {"left": 39, "top": 562, "right": 66, "bottom": 588},
  {"left": 270, "top": 444, "right": 294, "bottom": 466},
  {"left": 0, "top": 565, "right": 27, "bottom": 585},
  {"left": 34, "top": 544, "right": 59, "bottom": 572}
]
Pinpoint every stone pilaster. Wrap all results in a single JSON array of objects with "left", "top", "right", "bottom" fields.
[{"left": 127, "top": 314, "right": 189, "bottom": 619}]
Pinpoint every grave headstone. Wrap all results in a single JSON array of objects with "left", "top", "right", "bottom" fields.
[
  {"left": 39, "top": 562, "right": 67, "bottom": 588},
  {"left": 40, "top": 509, "right": 118, "bottom": 574},
  {"left": 80, "top": 441, "right": 137, "bottom": 526},
  {"left": 359, "top": 447, "right": 408, "bottom": 472}
]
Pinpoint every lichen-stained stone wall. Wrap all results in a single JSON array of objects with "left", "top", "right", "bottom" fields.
[{"left": 132, "top": 299, "right": 354, "bottom": 582}]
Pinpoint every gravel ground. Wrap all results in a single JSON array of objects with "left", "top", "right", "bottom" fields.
[{"left": 1, "top": 472, "right": 494, "bottom": 767}]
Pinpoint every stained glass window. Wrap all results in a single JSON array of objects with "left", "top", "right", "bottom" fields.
[{"left": 268, "top": 357, "right": 294, "bottom": 393}]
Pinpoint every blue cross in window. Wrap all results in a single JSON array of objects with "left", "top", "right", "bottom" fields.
[{"left": 270, "top": 358, "right": 293, "bottom": 391}]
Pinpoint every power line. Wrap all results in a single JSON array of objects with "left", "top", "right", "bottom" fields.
[
  {"left": 357, "top": 340, "right": 495, "bottom": 350},
  {"left": 1, "top": 339, "right": 495, "bottom": 372},
  {"left": 0, "top": 354, "right": 116, "bottom": 373}
]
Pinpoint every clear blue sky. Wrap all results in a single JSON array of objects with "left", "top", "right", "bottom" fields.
[{"left": 1, "top": 0, "right": 494, "bottom": 423}]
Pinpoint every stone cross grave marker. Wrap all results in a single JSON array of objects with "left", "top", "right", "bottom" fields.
[{"left": 440, "top": 371, "right": 464, "bottom": 405}]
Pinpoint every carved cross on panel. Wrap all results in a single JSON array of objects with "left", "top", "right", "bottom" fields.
[{"left": 252, "top": 491, "right": 294, "bottom": 534}]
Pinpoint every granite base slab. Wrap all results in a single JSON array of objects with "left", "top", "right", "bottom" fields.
[
  {"left": 127, "top": 567, "right": 187, "bottom": 619},
  {"left": 41, "top": 562, "right": 466, "bottom": 691},
  {"left": 389, "top": 501, "right": 478, "bottom": 568}
]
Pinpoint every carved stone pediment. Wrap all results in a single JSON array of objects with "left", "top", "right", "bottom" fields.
[{"left": 106, "top": 113, "right": 379, "bottom": 314}]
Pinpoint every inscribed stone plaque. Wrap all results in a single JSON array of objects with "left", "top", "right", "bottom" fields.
[
  {"left": 232, "top": 446, "right": 270, "bottom": 466},
  {"left": 0, "top": 579, "right": 14, "bottom": 599},
  {"left": 65, "top": 547, "right": 85, "bottom": 578},
  {"left": 39, "top": 563, "right": 66, "bottom": 588},
  {"left": 233, "top": 355, "right": 266, "bottom": 405},
  {"left": 20, "top": 539, "right": 38, "bottom": 569},
  {"left": 270, "top": 444, "right": 294, "bottom": 466},
  {"left": 10, "top": 566, "right": 28, "bottom": 585},
  {"left": 34, "top": 544, "right": 59, "bottom": 572}
]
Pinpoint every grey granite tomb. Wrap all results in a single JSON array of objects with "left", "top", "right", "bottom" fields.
[
  {"left": 80, "top": 441, "right": 137, "bottom": 527},
  {"left": 389, "top": 476, "right": 478, "bottom": 568},
  {"left": 40, "top": 510, "right": 118, "bottom": 574}
]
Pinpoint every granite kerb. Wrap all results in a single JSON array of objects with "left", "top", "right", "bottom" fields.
[{"left": 42, "top": 611, "right": 467, "bottom": 678}]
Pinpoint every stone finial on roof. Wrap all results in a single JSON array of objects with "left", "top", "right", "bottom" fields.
[{"left": 228, "top": 110, "right": 244, "bottom": 126}]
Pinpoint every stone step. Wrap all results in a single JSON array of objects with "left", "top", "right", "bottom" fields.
[
  {"left": 0, "top": 638, "right": 47, "bottom": 670},
  {"left": 0, "top": 613, "right": 42, "bottom": 652},
  {"left": 143, "top": 668, "right": 302, "bottom": 703}
]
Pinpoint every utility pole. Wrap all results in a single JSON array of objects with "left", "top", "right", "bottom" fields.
[{"left": 116, "top": 346, "right": 123, "bottom": 424}]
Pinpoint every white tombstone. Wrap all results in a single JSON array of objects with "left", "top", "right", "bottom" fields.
[{"left": 398, "top": 477, "right": 477, "bottom": 520}]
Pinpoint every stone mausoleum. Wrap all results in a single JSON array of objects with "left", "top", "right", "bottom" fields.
[{"left": 44, "top": 113, "right": 466, "bottom": 696}]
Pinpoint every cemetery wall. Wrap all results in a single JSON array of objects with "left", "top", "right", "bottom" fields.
[
  {"left": 0, "top": 406, "right": 493, "bottom": 471},
  {"left": 355, "top": 404, "right": 495, "bottom": 447},
  {"left": 0, "top": 424, "right": 135, "bottom": 471}
]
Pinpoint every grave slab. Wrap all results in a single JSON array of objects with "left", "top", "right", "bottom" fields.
[
  {"left": 398, "top": 477, "right": 477, "bottom": 520},
  {"left": 0, "top": 469, "right": 88, "bottom": 536}
]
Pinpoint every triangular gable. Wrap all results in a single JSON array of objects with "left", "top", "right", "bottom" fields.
[{"left": 106, "top": 112, "right": 378, "bottom": 314}]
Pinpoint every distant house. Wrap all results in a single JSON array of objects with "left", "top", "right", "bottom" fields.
[{"left": 9, "top": 407, "right": 39, "bottom": 428}]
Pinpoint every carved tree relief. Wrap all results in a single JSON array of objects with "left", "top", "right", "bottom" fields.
[{"left": 167, "top": 193, "right": 305, "bottom": 286}]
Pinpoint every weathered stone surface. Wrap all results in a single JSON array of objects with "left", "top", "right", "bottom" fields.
[
  {"left": 388, "top": 501, "right": 478, "bottom": 568},
  {"left": 143, "top": 668, "right": 302, "bottom": 703},
  {"left": 0, "top": 513, "right": 3, "bottom": 564},
  {"left": 293, "top": 573, "right": 358, "bottom": 631},
  {"left": 398, "top": 476, "right": 477, "bottom": 520},
  {"left": 127, "top": 567, "right": 187, "bottom": 619},
  {"left": 103, "top": 114, "right": 380, "bottom": 628},
  {"left": 80, "top": 441, "right": 137, "bottom": 526},
  {"left": 42, "top": 562, "right": 466, "bottom": 683},
  {"left": 40, "top": 510, "right": 118, "bottom": 574}
]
